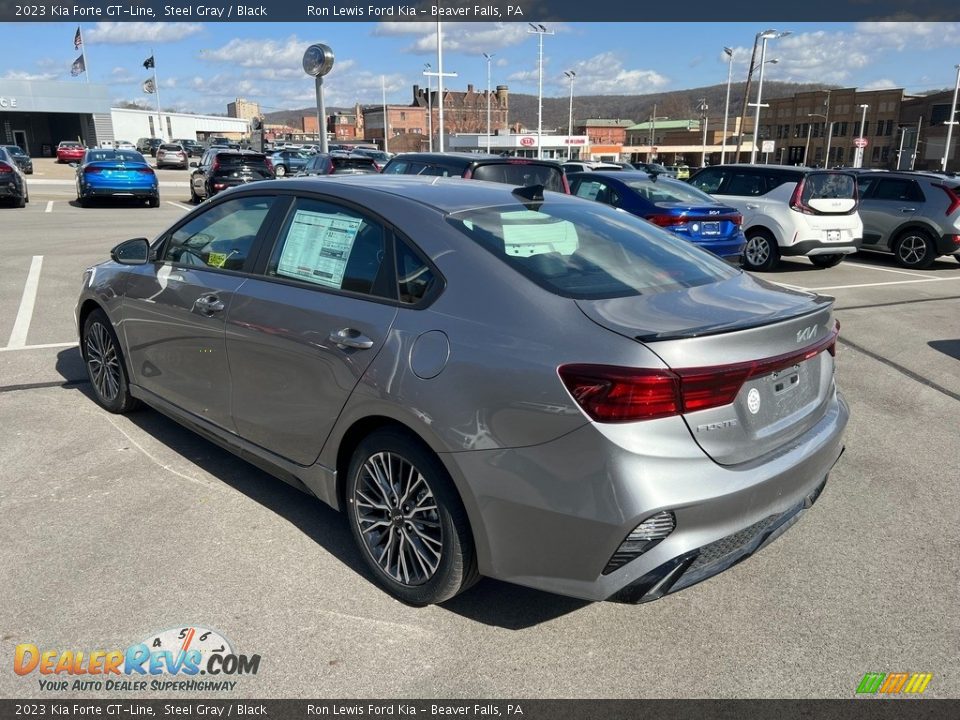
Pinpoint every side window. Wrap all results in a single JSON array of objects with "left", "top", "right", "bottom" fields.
[
  {"left": 267, "top": 198, "right": 391, "bottom": 298},
  {"left": 163, "top": 196, "right": 274, "bottom": 271},
  {"left": 724, "top": 172, "right": 767, "bottom": 196},
  {"left": 874, "top": 178, "right": 924, "bottom": 202},
  {"left": 857, "top": 177, "right": 877, "bottom": 198},
  {"left": 383, "top": 161, "right": 409, "bottom": 175},
  {"left": 396, "top": 239, "right": 438, "bottom": 305},
  {"left": 574, "top": 180, "right": 611, "bottom": 204},
  {"left": 689, "top": 168, "right": 725, "bottom": 194},
  {"left": 421, "top": 163, "right": 453, "bottom": 177}
]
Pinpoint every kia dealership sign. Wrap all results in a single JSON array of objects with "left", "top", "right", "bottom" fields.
[
  {"left": 520, "top": 136, "right": 537, "bottom": 146},
  {"left": 564, "top": 138, "right": 587, "bottom": 145}
]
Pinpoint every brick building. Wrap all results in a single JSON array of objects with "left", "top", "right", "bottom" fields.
[
  {"left": 227, "top": 98, "right": 260, "bottom": 121},
  {"left": 412, "top": 83, "right": 509, "bottom": 136},
  {"left": 575, "top": 119, "right": 634, "bottom": 145},
  {"left": 898, "top": 90, "right": 960, "bottom": 172},
  {"left": 328, "top": 105, "right": 364, "bottom": 142}
]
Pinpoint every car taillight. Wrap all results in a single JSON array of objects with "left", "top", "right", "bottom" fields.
[
  {"left": 934, "top": 183, "right": 960, "bottom": 215},
  {"left": 646, "top": 214, "right": 687, "bottom": 227},
  {"left": 789, "top": 178, "right": 815, "bottom": 215},
  {"left": 212, "top": 158, "right": 220, "bottom": 173},
  {"left": 264, "top": 157, "right": 273, "bottom": 172},
  {"left": 83, "top": 166, "right": 103, "bottom": 174},
  {"left": 0, "top": 162, "right": 13, "bottom": 173},
  {"left": 559, "top": 321, "right": 840, "bottom": 423},
  {"left": 135, "top": 167, "right": 155, "bottom": 175},
  {"left": 731, "top": 213, "right": 743, "bottom": 226}
]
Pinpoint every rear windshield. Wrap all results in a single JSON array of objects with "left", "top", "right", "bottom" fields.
[
  {"left": 623, "top": 178, "right": 720, "bottom": 205},
  {"left": 160, "top": 144, "right": 183, "bottom": 151},
  {"left": 472, "top": 162, "right": 565, "bottom": 192},
  {"left": 802, "top": 173, "right": 856, "bottom": 201},
  {"left": 60, "top": 142, "right": 82, "bottom": 148},
  {"left": 332, "top": 158, "right": 377, "bottom": 171},
  {"left": 446, "top": 201, "right": 737, "bottom": 300},
  {"left": 218, "top": 154, "right": 268, "bottom": 167},
  {"left": 85, "top": 150, "right": 146, "bottom": 163}
]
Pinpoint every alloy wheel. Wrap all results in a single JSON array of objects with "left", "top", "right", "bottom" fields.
[
  {"left": 897, "top": 235, "right": 928, "bottom": 266},
  {"left": 745, "top": 236, "right": 770, "bottom": 267},
  {"left": 353, "top": 451, "right": 443, "bottom": 586},
  {"left": 85, "top": 321, "right": 122, "bottom": 403}
]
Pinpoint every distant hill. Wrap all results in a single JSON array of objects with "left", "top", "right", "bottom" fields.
[{"left": 264, "top": 81, "right": 838, "bottom": 131}]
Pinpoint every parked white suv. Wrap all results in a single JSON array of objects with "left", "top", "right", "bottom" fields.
[{"left": 689, "top": 165, "right": 862, "bottom": 270}]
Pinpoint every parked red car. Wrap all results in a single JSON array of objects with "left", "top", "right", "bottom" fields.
[{"left": 57, "top": 141, "right": 86, "bottom": 164}]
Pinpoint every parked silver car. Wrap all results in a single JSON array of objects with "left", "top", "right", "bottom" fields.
[
  {"left": 76, "top": 176, "right": 848, "bottom": 605},
  {"left": 852, "top": 170, "right": 960, "bottom": 268}
]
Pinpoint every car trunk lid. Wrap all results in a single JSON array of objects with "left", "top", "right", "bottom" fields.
[{"left": 574, "top": 273, "right": 838, "bottom": 465}]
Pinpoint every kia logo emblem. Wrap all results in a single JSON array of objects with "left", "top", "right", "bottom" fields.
[{"left": 520, "top": 137, "right": 536, "bottom": 147}]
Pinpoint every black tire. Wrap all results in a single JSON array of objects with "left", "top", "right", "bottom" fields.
[
  {"left": 742, "top": 230, "right": 780, "bottom": 271},
  {"left": 955, "top": 254, "right": 960, "bottom": 265},
  {"left": 82, "top": 309, "right": 140, "bottom": 414},
  {"left": 190, "top": 183, "right": 201, "bottom": 204},
  {"left": 147, "top": 196, "right": 160, "bottom": 208},
  {"left": 78, "top": 195, "right": 90, "bottom": 208},
  {"left": 893, "top": 230, "right": 936, "bottom": 269},
  {"left": 810, "top": 254, "right": 845, "bottom": 268},
  {"left": 16, "top": 192, "right": 25, "bottom": 209},
  {"left": 345, "top": 429, "right": 478, "bottom": 606}
]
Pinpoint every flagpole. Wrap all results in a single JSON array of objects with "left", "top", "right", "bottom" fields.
[
  {"left": 81, "top": 25, "right": 89, "bottom": 83},
  {"left": 151, "top": 49, "right": 163, "bottom": 140}
]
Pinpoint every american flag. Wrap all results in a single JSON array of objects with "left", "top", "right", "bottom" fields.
[{"left": 74, "top": 27, "right": 82, "bottom": 50}]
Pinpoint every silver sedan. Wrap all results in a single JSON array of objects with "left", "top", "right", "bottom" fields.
[{"left": 75, "top": 176, "right": 848, "bottom": 605}]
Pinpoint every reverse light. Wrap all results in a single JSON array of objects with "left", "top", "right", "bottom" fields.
[{"left": 559, "top": 321, "right": 840, "bottom": 423}]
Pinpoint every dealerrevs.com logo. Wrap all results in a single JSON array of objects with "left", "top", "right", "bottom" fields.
[{"left": 14, "top": 626, "right": 261, "bottom": 692}]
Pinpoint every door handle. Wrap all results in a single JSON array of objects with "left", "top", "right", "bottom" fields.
[
  {"left": 899, "top": 207, "right": 916, "bottom": 213},
  {"left": 194, "top": 294, "right": 225, "bottom": 315},
  {"left": 745, "top": 203, "right": 759, "bottom": 209},
  {"left": 329, "top": 328, "right": 374, "bottom": 350}
]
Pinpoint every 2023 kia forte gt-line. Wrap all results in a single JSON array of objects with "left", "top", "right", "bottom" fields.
[{"left": 76, "top": 176, "right": 848, "bottom": 606}]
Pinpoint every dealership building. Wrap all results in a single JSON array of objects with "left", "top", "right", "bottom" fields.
[
  {"left": 0, "top": 79, "right": 249, "bottom": 156},
  {"left": 447, "top": 133, "right": 591, "bottom": 160}
]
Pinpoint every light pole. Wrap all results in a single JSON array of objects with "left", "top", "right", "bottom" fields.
[
  {"left": 805, "top": 112, "right": 827, "bottom": 167},
  {"left": 381, "top": 75, "right": 389, "bottom": 154},
  {"left": 528, "top": 23, "right": 554, "bottom": 159},
  {"left": 942, "top": 64, "right": 960, "bottom": 172},
  {"left": 855, "top": 103, "right": 868, "bottom": 168},
  {"left": 423, "top": 53, "right": 457, "bottom": 153},
  {"left": 647, "top": 104, "right": 668, "bottom": 162},
  {"left": 302, "top": 43, "right": 335, "bottom": 155},
  {"left": 750, "top": 29, "right": 790, "bottom": 164},
  {"left": 483, "top": 53, "right": 495, "bottom": 153},
  {"left": 699, "top": 98, "right": 709, "bottom": 167},
  {"left": 721, "top": 47, "right": 733, "bottom": 164},
  {"left": 423, "top": 63, "right": 432, "bottom": 152},
  {"left": 564, "top": 70, "right": 576, "bottom": 159}
]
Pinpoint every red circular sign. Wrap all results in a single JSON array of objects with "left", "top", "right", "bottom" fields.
[
  {"left": 520, "top": 136, "right": 536, "bottom": 147},
  {"left": 854, "top": 137, "right": 869, "bottom": 148}
]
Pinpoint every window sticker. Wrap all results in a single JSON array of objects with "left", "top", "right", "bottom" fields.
[{"left": 277, "top": 210, "right": 362, "bottom": 288}]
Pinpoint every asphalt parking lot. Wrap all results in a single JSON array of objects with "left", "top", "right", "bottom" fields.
[{"left": 1, "top": 174, "right": 959, "bottom": 700}]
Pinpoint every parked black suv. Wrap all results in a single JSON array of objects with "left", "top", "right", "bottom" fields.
[
  {"left": 189, "top": 149, "right": 274, "bottom": 203},
  {"left": 174, "top": 139, "right": 205, "bottom": 157},
  {"left": 297, "top": 153, "right": 378, "bottom": 176},
  {"left": 381, "top": 152, "right": 569, "bottom": 193},
  {"left": 136, "top": 138, "right": 164, "bottom": 157}
]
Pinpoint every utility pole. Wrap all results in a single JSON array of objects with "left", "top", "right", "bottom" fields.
[
  {"left": 528, "top": 23, "right": 554, "bottom": 159},
  {"left": 735, "top": 33, "right": 761, "bottom": 163},
  {"left": 483, "top": 53, "right": 495, "bottom": 153}
]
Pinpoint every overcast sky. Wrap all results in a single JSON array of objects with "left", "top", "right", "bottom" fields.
[{"left": 2, "top": 22, "right": 959, "bottom": 113}]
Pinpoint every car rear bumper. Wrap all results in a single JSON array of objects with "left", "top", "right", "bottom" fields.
[
  {"left": 81, "top": 185, "right": 158, "bottom": 198},
  {"left": 780, "top": 238, "right": 862, "bottom": 256},
  {"left": 691, "top": 236, "right": 746, "bottom": 262},
  {"left": 445, "top": 389, "right": 848, "bottom": 602},
  {"left": 936, "top": 233, "right": 960, "bottom": 254},
  {"left": 0, "top": 181, "right": 24, "bottom": 198}
]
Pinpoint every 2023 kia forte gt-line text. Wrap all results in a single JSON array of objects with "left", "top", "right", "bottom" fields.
[{"left": 76, "top": 176, "right": 848, "bottom": 606}]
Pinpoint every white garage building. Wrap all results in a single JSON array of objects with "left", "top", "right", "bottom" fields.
[{"left": 110, "top": 107, "right": 250, "bottom": 144}]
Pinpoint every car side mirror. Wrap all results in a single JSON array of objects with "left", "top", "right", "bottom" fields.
[
  {"left": 189, "top": 162, "right": 199, "bottom": 168},
  {"left": 69, "top": 162, "right": 79, "bottom": 168},
  {"left": 111, "top": 238, "right": 150, "bottom": 265}
]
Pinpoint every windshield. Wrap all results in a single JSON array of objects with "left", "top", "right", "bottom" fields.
[
  {"left": 85, "top": 150, "right": 147, "bottom": 163},
  {"left": 3, "top": 146, "right": 26, "bottom": 156},
  {"left": 623, "top": 177, "right": 724, "bottom": 205},
  {"left": 446, "top": 201, "right": 737, "bottom": 300},
  {"left": 472, "top": 163, "right": 565, "bottom": 192}
]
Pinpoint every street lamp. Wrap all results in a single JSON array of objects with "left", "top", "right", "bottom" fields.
[
  {"left": 750, "top": 29, "right": 790, "bottom": 164},
  {"left": 564, "top": 70, "right": 576, "bottom": 159},
  {"left": 646, "top": 103, "right": 668, "bottom": 162},
  {"left": 483, "top": 53, "right": 495, "bottom": 153},
  {"left": 721, "top": 47, "right": 734, "bottom": 164},
  {"left": 855, "top": 103, "right": 869, "bottom": 168},
  {"left": 302, "top": 43, "right": 335, "bottom": 154},
  {"left": 528, "top": 23, "right": 554, "bottom": 159},
  {"left": 698, "top": 98, "right": 709, "bottom": 167},
  {"left": 942, "top": 64, "right": 960, "bottom": 172},
  {"left": 805, "top": 112, "right": 827, "bottom": 166},
  {"left": 381, "top": 75, "right": 389, "bottom": 154},
  {"left": 423, "top": 63, "right": 432, "bottom": 152}
]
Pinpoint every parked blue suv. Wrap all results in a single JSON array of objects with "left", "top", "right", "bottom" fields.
[{"left": 567, "top": 171, "right": 745, "bottom": 262}]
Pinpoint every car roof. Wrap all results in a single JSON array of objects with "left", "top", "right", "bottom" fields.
[
  {"left": 698, "top": 164, "right": 849, "bottom": 175},
  {"left": 389, "top": 152, "right": 563, "bottom": 168},
  {"left": 240, "top": 174, "right": 574, "bottom": 214}
]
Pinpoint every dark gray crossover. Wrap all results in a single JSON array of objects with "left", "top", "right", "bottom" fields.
[{"left": 76, "top": 176, "right": 848, "bottom": 605}]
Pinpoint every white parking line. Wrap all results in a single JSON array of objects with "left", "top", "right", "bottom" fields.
[
  {"left": 166, "top": 201, "right": 191, "bottom": 211},
  {"left": 45, "top": 201, "right": 53, "bottom": 213},
  {"left": 804, "top": 276, "right": 960, "bottom": 291},
  {"left": 0, "top": 341, "right": 77, "bottom": 353},
  {"left": 843, "top": 262, "right": 932, "bottom": 279},
  {"left": 6, "top": 255, "right": 44, "bottom": 349}
]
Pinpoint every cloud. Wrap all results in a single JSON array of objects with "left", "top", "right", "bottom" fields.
[
  {"left": 1, "top": 70, "right": 59, "bottom": 81},
  {"left": 546, "top": 52, "right": 668, "bottom": 95},
  {"left": 373, "top": 21, "right": 564, "bottom": 55},
  {"left": 201, "top": 34, "right": 323, "bottom": 68},
  {"left": 109, "top": 66, "right": 138, "bottom": 84},
  {"left": 86, "top": 22, "right": 203, "bottom": 44},
  {"left": 862, "top": 78, "right": 899, "bottom": 91}
]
